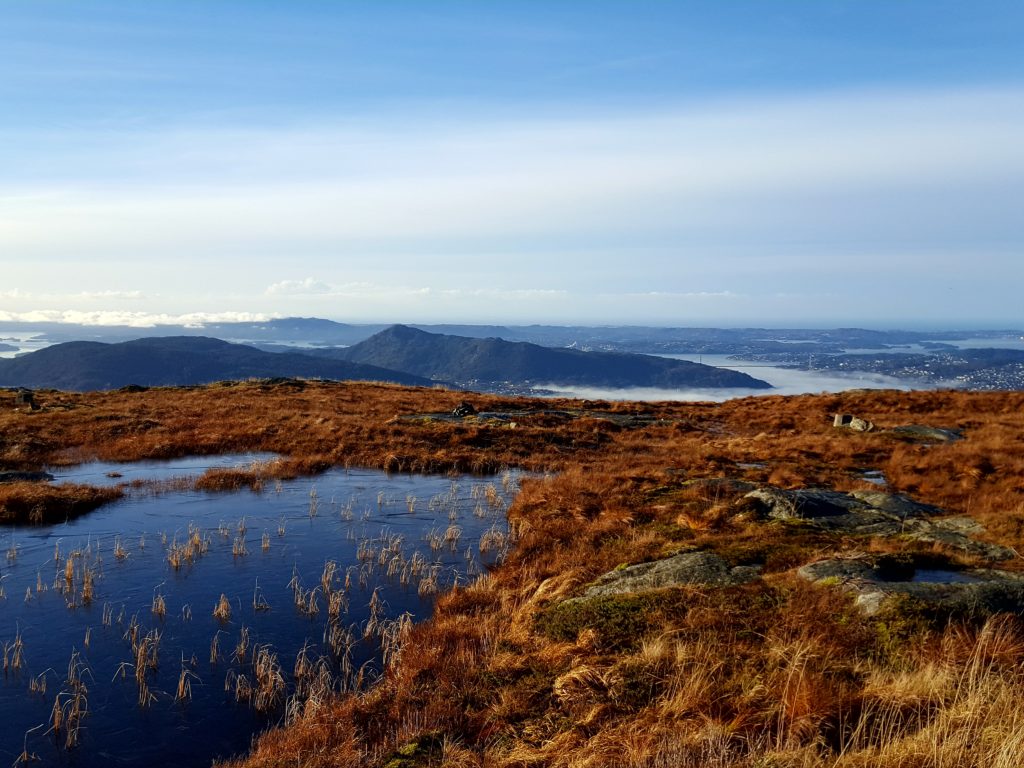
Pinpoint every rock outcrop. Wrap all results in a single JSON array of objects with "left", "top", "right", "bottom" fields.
[
  {"left": 744, "top": 486, "right": 1014, "bottom": 560},
  {"left": 573, "top": 551, "right": 760, "bottom": 601},
  {"left": 799, "top": 556, "right": 1024, "bottom": 616},
  {"left": 832, "top": 413, "right": 963, "bottom": 443},
  {"left": 890, "top": 424, "right": 963, "bottom": 442}
]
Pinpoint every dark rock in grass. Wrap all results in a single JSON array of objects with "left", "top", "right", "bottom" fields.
[
  {"left": 575, "top": 551, "right": 760, "bottom": 600},
  {"left": 799, "top": 557, "right": 1024, "bottom": 616},
  {"left": 258, "top": 377, "right": 307, "bottom": 388},
  {"left": 0, "top": 470, "right": 54, "bottom": 484},
  {"left": 746, "top": 487, "right": 864, "bottom": 521},
  {"left": 902, "top": 517, "right": 1017, "bottom": 561},
  {"left": 847, "top": 490, "right": 945, "bottom": 519},
  {"left": 14, "top": 388, "right": 38, "bottom": 409},
  {"left": 452, "top": 401, "right": 476, "bottom": 417},
  {"left": 744, "top": 486, "right": 1013, "bottom": 560},
  {"left": 890, "top": 424, "right": 963, "bottom": 443},
  {"left": 400, "top": 407, "right": 663, "bottom": 430}
]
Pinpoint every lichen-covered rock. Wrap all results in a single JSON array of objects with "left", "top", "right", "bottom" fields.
[
  {"left": 745, "top": 487, "right": 860, "bottom": 520},
  {"left": 798, "top": 557, "right": 1024, "bottom": 616},
  {"left": 576, "top": 551, "right": 759, "bottom": 600},
  {"left": 848, "top": 490, "right": 944, "bottom": 519},
  {"left": 902, "top": 518, "right": 1017, "bottom": 561},
  {"left": 890, "top": 424, "right": 963, "bottom": 442},
  {"left": 744, "top": 486, "right": 1012, "bottom": 560}
]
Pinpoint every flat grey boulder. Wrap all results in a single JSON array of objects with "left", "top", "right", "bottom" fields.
[
  {"left": 890, "top": 424, "right": 963, "bottom": 443},
  {"left": 744, "top": 486, "right": 1013, "bottom": 560},
  {"left": 902, "top": 517, "right": 1017, "bottom": 561},
  {"left": 744, "top": 487, "right": 933, "bottom": 535},
  {"left": 746, "top": 487, "right": 860, "bottom": 521},
  {"left": 848, "top": 490, "right": 944, "bottom": 519},
  {"left": 576, "top": 551, "right": 760, "bottom": 600},
  {"left": 799, "top": 557, "right": 1024, "bottom": 616}
]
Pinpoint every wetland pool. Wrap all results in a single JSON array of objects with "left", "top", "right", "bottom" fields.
[{"left": 0, "top": 459, "right": 518, "bottom": 767}]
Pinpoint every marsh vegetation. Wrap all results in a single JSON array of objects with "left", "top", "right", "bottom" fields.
[
  {"left": 3, "top": 382, "right": 1024, "bottom": 767},
  {"left": 0, "top": 451, "right": 516, "bottom": 767}
]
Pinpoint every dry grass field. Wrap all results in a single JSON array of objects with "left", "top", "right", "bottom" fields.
[{"left": 3, "top": 381, "right": 1024, "bottom": 767}]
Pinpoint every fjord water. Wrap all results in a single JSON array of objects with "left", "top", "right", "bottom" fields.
[
  {"left": 540, "top": 353, "right": 916, "bottom": 402},
  {"left": 0, "top": 458, "right": 517, "bottom": 767}
]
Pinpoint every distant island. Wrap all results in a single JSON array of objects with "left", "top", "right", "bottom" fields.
[
  {"left": 0, "top": 336, "right": 435, "bottom": 391},
  {"left": 3, "top": 318, "right": 1024, "bottom": 392},
  {"left": 0, "top": 327, "right": 771, "bottom": 393},
  {"left": 309, "top": 325, "right": 772, "bottom": 391}
]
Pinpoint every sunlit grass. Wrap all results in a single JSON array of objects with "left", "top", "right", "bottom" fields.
[{"left": 3, "top": 383, "right": 1024, "bottom": 767}]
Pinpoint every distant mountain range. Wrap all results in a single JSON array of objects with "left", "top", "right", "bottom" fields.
[
  {"left": 0, "top": 327, "right": 771, "bottom": 392},
  {"left": 315, "top": 325, "right": 771, "bottom": 389},
  {"left": 0, "top": 336, "right": 435, "bottom": 391},
  {"left": 6, "top": 316, "right": 1019, "bottom": 356}
]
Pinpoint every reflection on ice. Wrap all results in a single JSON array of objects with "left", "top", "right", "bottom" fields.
[{"left": 48, "top": 453, "right": 280, "bottom": 487}]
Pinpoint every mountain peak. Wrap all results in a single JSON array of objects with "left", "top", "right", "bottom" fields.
[
  {"left": 341, "top": 326, "right": 771, "bottom": 389},
  {"left": 377, "top": 324, "right": 432, "bottom": 340}
]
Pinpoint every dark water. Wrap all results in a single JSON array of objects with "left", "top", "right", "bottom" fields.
[
  {"left": 910, "top": 569, "right": 980, "bottom": 584},
  {"left": 0, "top": 458, "right": 517, "bottom": 767},
  {"left": 860, "top": 470, "right": 887, "bottom": 486}
]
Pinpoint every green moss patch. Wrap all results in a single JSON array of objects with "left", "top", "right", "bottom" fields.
[{"left": 536, "top": 589, "right": 688, "bottom": 650}]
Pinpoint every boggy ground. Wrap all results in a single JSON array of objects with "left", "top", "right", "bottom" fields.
[{"left": 3, "top": 381, "right": 1024, "bottom": 767}]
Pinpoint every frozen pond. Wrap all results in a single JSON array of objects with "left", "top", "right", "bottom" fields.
[
  {"left": 0, "top": 463, "right": 518, "bottom": 767},
  {"left": 48, "top": 453, "right": 279, "bottom": 487}
]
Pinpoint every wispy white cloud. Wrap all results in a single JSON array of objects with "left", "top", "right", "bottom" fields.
[
  {"left": 623, "top": 290, "right": 739, "bottom": 300},
  {"left": 4, "top": 86, "right": 1022, "bottom": 254},
  {"left": 264, "top": 280, "right": 566, "bottom": 302},
  {"left": 0, "top": 288, "right": 146, "bottom": 302},
  {"left": 265, "top": 278, "right": 333, "bottom": 296},
  {"left": 75, "top": 289, "right": 146, "bottom": 300},
  {"left": 0, "top": 309, "right": 276, "bottom": 328},
  {"left": 1, "top": 85, "right": 1021, "bottom": 324}
]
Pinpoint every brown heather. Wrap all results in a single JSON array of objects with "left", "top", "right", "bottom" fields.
[{"left": 3, "top": 382, "right": 1024, "bottom": 766}]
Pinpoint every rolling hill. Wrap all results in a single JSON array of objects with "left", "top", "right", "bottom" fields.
[
  {"left": 0, "top": 336, "right": 436, "bottom": 391},
  {"left": 321, "top": 325, "right": 772, "bottom": 389}
]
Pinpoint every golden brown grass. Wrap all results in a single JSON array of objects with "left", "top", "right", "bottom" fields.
[
  {"left": 213, "top": 593, "right": 232, "bottom": 622},
  {"left": 4, "top": 383, "right": 1024, "bottom": 766},
  {"left": 0, "top": 482, "right": 122, "bottom": 524}
]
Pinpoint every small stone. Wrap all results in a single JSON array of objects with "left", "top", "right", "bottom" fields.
[
  {"left": 834, "top": 413, "right": 874, "bottom": 432},
  {"left": 452, "top": 401, "right": 477, "bottom": 417}
]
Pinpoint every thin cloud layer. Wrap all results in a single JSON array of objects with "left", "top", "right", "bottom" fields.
[
  {"left": 2, "top": 86, "right": 1022, "bottom": 325},
  {"left": 0, "top": 310, "right": 275, "bottom": 328}
]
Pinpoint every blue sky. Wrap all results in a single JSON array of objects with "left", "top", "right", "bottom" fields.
[{"left": 1, "top": 1, "right": 1022, "bottom": 327}]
